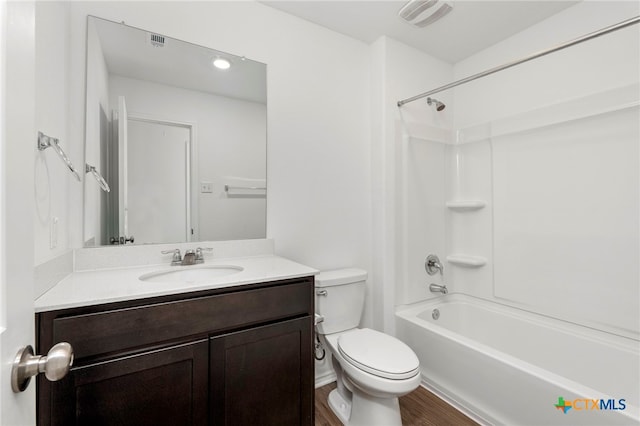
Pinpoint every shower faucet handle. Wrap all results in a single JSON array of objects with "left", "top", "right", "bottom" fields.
[{"left": 425, "top": 254, "right": 444, "bottom": 276}]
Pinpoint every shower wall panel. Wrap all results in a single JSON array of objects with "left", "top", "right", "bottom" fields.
[{"left": 492, "top": 105, "right": 639, "bottom": 338}]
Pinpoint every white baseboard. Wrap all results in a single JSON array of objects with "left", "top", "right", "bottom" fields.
[{"left": 315, "top": 372, "right": 337, "bottom": 389}]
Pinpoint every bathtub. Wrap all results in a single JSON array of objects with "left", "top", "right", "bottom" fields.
[{"left": 395, "top": 294, "right": 639, "bottom": 425}]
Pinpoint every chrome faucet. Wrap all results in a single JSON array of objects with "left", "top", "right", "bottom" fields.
[
  {"left": 161, "top": 249, "right": 182, "bottom": 266},
  {"left": 182, "top": 249, "right": 197, "bottom": 265},
  {"left": 162, "top": 247, "right": 213, "bottom": 266},
  {"left": 429, "top": 283, "right": 448, "bottom": 294}
]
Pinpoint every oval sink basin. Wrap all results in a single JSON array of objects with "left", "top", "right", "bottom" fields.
[{"left": 140, "top": 265, "right": 243, "bottom": 283}]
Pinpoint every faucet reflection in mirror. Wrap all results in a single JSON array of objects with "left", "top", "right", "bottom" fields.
[{"left": 83, "top": 16, "right": 267, "bottom": 247}]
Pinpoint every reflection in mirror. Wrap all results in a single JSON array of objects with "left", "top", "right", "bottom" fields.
[{"left": 83, "top": 16, "right": 267, "bottom": 247}]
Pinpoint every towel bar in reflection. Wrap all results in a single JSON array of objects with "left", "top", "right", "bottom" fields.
[
  {"left": 85, "top": 163, "right": 111, "bottom": 192},
  {"left": 224, "top": 185, "right": 267, "bottom": 192}
]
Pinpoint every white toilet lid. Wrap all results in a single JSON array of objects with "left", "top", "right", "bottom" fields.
[{"left": 337, "top": 328, "right": 420, "bottom": 380}]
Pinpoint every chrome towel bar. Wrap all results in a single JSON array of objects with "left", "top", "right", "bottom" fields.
[
  {"left": 37, "top": 132, "right": 81, "bottom": 181},
  {"left": 85, "top": 164, "right": 110, "bottom": 192},
  {"left": 224, "top": 185, "right": 267, "bottom": 192}
]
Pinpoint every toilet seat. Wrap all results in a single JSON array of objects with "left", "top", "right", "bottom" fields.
[{"left": 337, "top": 328, "right": 420, "bottom": 380}]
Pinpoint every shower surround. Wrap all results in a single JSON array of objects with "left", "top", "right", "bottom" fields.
[{"left": 391, "top": 2, "right": 639, "bottom": 424}]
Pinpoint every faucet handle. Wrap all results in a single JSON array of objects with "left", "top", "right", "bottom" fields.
[
  {"left": 425, "top": 254, "right": 444, "bottom": 276},
  {"left": 161, "top": 249, "right": 182, "bottom": 264},
  {"left": 195, "top": 247, "right": 213, "bottom": 262}
]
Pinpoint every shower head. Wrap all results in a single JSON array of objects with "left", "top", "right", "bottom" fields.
[{"left": 427, "top": 97, "right": 445, "bottom": 111}]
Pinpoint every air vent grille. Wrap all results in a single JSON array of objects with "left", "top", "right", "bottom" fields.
[
  {"left": 398, "top": 0, "right": 453, "bottom": 27},
  {"left": 148, "top": 33, "right": 166, "bottom": 47}
]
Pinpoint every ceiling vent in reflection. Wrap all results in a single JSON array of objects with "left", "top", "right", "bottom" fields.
[
  {"left": 398, "top": 0, "right": 453, "bottom": 27},
  {"left": 147, "top": 33, "right": 166, "bottom": 48}
]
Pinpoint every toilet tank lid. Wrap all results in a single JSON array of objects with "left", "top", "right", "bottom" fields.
[{"left": 315, "top": 268, "right": 367, "bottom": 288}]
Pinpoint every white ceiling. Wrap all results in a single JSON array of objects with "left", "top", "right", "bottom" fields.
[
  {"left": 93, "top": 17, "right": 267, "bottom": 104},
  {"left": 261, "top": 1, "right": 581, "bottom": 63}
]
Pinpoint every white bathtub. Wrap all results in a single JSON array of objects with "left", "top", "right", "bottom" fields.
[{"left": 395, "top": 294, "right": 639, "bottom": 425}]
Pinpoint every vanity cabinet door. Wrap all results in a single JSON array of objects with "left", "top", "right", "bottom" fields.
[
  {"left": 210, "top": 316, "right": 313, "bottom": 426},
  {"left": 48, "top": 339, "right": 208, "bottom": 426}
]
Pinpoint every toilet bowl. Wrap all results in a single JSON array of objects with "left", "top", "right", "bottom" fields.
[{"left": 315, "top": 268, "right": 421, "bottom": 426}]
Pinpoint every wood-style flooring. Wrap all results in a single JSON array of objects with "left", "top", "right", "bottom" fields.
[{"left": 315, "top": 382, "right": 479, "bottom": 426}]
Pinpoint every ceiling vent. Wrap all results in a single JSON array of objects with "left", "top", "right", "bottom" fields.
[
  {"left": 398, "top": 0, "right": 453, "bottom": 27},
  {"left": 148, "top": 33, "right": 166, "bottom": 48}
]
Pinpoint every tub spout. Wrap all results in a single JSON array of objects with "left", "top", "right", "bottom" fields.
[{"left": 429, "top": 283, "right": 448, "bottom": 294}]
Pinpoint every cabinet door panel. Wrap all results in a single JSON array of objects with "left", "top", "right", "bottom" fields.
[
  {"left": 49, "top": 340, "right": 208, "bottom": 426},
  {"left": 210, "top": 317, "right": 313, "bottom": 426}
]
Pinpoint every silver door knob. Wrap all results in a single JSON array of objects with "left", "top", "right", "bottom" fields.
[{"left": 11, "top": 342, "right": 74, "bottom": 393}]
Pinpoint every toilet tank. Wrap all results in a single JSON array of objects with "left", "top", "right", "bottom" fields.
[{"left": 315, "top": 268, "right": 367, "bottom": 335}]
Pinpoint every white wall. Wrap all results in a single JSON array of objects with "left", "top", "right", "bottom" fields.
[
  {"left": 447, "top": 1, "right": 640, "bottom": 338},
  {"left": 453, "top": 1, "right": 640, "bottom": 127},
  {"left": 108, "top": 75, "right": 267, "bottom": 242},
  {"left": 34, "top": 2, "right": 73, "bottom": 264}
]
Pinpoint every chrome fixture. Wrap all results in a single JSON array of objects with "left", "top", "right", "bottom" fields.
[
  {"left": 425, "top": 254, "right": 444, "bottom": 275},
  {"left": 195, "top": 247, "right": 213, "bottom": 264},
  {"left": 85, "top": 163, "right": 110, "bottom": 192},
  {"left": 163, "top": 247, "right": 213, "bottom": 266},
  {"left": 429, "top": 283, "right": 448, "bottom": 294},
  {"left": 162, "top": 248, "right": 182, "bottom": 266},
  {"left": 432, "top": 308, "right": 440, "bottom": 320},
  {"left": 427, "top": 97, "right": 445, "bottom": 111},
  {"left": 316, "top": 289, "right": 328, "bottom": 297},
  {"left": 110, "top": 235, "right": 134, "bottom": 245},
  {"left": 398, "top": 0, "right": 453, "bottom": 28},
  {"left": 37, "top": 131, "right": 81, "bottom": 181},
  {"left": 11, "top": 342, "right": 74, "bottom": 393},
  {"left": 397, "top": 15, "right": 640, "bottom": 107},
  {"left": 182, "top": 249, "right": 197, "bottom": 265},
  {"left": 224, "top": 184, "right": 267, "bottom": 192},
  {"left": 314, "top": 314, "right": 326, "bottom": 360}
]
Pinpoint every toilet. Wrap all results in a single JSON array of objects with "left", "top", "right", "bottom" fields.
[{"left": 315, "top": 268, "right": 421, "bottom": 426}]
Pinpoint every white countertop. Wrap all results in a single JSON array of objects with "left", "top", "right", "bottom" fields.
[{"left": 35, "top": 255, "right": 318, "bottom": 312}]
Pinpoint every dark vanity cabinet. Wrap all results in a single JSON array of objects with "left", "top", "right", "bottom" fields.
[{"left": 36, "top": 277, "right": 314, "bottom": 426}]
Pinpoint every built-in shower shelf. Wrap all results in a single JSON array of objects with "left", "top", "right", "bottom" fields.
[
  {"left": 446, "top": 255, "right": 487, "bottom": 267},
  {"left": 446, "top": 200, "right": 486, "bottom": 211}
]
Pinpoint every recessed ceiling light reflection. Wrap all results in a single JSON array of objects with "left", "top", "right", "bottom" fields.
[{"left": 212, "top": 57, "right": 231, "bottom": 70}]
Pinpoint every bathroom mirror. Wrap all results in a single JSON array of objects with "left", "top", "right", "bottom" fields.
[{"left": 83, "top": 16, "right": 267, "bottom": 246}]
